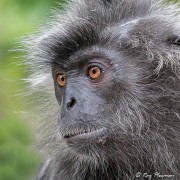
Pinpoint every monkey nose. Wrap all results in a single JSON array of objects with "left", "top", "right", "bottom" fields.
[{"left": 66, "top": 97, "right": 76, "bottom": 110}]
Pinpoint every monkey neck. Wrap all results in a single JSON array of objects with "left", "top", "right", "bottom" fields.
[{"left": 39, "top": 155, "right": 162, "bottom": 180}]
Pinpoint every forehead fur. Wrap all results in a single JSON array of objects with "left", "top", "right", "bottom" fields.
[{"left": 24, "top": 0, "right": 180, "bottom": 72}]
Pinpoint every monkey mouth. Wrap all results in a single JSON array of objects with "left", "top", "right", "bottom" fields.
[{"left": 61, "top": 127, "right": 108, "bottom": 141}]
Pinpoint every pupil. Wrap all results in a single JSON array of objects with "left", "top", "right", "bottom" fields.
[
  {"left": 61, "top": 76, "right": 64, "bottom": 81},
  {"left": 92, "top": 69, "right": 96, "bottom": 74}
]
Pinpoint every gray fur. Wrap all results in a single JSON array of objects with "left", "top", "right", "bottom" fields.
[{"left": 23, "top": 0, "right": 180, "bottom": 179}]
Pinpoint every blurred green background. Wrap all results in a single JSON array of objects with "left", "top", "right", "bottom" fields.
[{"left": 0, "top": 0, "right": 179, "bottom": 180}]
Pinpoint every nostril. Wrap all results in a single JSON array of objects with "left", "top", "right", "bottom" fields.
[{"left": 67, "top": 97, "right": 76, "bottom": 110}]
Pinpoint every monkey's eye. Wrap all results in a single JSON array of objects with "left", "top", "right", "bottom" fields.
[
  {"left": 56, "top": 74, "right": 67, "bottom": 87},
  {"left": 87, "top": 66, "right": 102, "bottom": 80}
]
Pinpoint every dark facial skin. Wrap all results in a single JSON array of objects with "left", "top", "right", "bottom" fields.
[{"left": 52, "top": 47, "right": 128, "bottom": 147}]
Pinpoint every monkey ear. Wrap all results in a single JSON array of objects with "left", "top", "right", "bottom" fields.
[{"left": 167, "top": 35, "right": 180, "bottom": 46}]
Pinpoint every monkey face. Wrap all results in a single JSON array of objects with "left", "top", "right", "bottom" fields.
[
  {"left": 51, "top": 47, "right": 125, "bottom": 148},
  {"left": 49, "top": 20, "right": 140, "bottom": 150}
]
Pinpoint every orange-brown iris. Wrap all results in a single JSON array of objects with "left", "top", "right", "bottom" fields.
[
  {"left": 57, "top": 74, "right": 66, "bottom": 87},
  {"left": 88, "top": 66, "right": 101, "bottom": 79}
]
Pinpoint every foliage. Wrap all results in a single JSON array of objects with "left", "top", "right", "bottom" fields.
[{"left": 0, "top": 115, "right": 40, "bottom": 180}]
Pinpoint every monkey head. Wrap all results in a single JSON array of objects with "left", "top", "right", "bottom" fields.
[{"left": 24, "top": 0, "right": 180, "bottom": 179}]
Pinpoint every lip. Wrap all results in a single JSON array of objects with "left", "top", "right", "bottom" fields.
[{"left": 62, "top": 127, "right": 108, "bottom": 142}]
